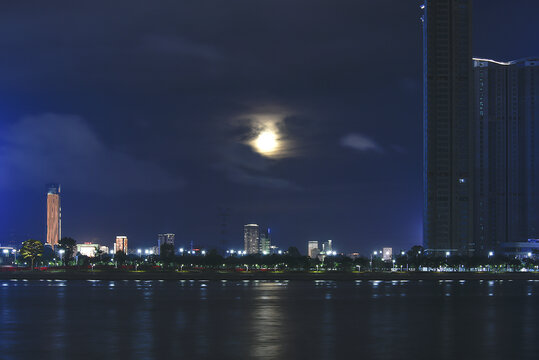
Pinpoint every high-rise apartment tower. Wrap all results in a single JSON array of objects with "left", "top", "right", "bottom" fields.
[
  {"left": 473, "top": 58, "right": 539, "bottom": 251},
  {"left": 244, "top": 224, "right": 260, "bottom": 255},
  {"left": 115, "top": 236, "right": 128, "bottom": 254},
  {"left": 422, "top": 0, "right": 474, "bottom": 254}
]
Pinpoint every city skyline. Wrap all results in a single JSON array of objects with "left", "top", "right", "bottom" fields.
[{"left": 0, "top": 0, "right": 537, "bottom": 254}]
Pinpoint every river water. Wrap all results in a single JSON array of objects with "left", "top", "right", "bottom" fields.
[{"left": 0, "top": 279, "right": 538, "bottom": 359}]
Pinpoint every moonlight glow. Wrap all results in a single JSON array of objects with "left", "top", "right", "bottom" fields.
[{"left": 254, "top": 130, "right": 278, "bottom": 154}]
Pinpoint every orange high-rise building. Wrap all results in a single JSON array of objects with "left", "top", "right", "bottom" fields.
[
  {"left": 115, "top": 236, "right": 128, "bottom": 254},
  {"left": 46, "top": 184, "right": 61, "bottom": 248}
]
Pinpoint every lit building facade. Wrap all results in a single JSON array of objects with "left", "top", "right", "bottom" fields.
[
  {"left": 244, "top": 224, "right": 260, "bottom": 255},
  {"left": 46, "top": 184, "right": 61, "bottom": 248},
  {"left": 382, "top": 247, "right": 393, "bottom": 262},
  {"left": 308, "top": 241, "right": 319, "bottom": 259},
  {"left": 114, "top": 236, "right": 128, "bottom": 254},
  {"left": 321, "top": 240, "right": 333, "bottom": 253},
  {"left": 473, "top": 58, "right": 539, "bottom": 251},
  {"left": 422, "top": 0, "right": 474, "bottom": 254},
  {"left": 76, "top": 243, "right": 100, "bottom": 257},
  {"left": 157, "top": 233, "right": 175, "bottom": 255}
]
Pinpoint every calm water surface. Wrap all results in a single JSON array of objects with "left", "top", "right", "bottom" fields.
[{"left": 0, "top": 279, "right": 538, "bottom": 359}]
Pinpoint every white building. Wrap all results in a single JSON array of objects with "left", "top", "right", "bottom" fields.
[
  {"left": 382, "top": 247, "right": 393, "bottom": 261},
  {"left": 308, "top": 241, "right": 320, "bottom": 258},
  {"left": 77, "top": 243, "right": 100, "bottom": 257}
]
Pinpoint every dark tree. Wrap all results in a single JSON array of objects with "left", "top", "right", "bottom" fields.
[
  {"left": 160, "top": 243, "right": 175, "bottom": 260},
  {"left": 58, "top": 237, "right": 77, "bottom": 265},
  {"left": 115, "top": 251, "right": 127, "bottom": 267},
  {"left": 287, "top": 247, "right": 301, "bottom": 258}
]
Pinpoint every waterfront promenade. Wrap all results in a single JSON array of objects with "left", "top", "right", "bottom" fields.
[{"left": 2, "top": 270, "right": 539, "bottom": 281}]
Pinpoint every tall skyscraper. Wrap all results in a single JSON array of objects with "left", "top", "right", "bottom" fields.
[
  {"left": 157, "top": 233, "right": 175, "bottom": 255},
  {"left": 244, "top": 224, "right": 260, "bottom": 255},
  {"left": 46, "top": 184, "right": 61, "bottom": 248},
  {"left": 422, "top": 0, "right": 474, "bottom": 254},
  {"left": 473, "top": 58, "right": 539, "bottom": 251},
  {"left": 115, "top": 236, "right": 128, "bottom": 254}
]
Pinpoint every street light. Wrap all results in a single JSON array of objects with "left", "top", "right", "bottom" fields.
[
  {"left": 445, "top": 251, "right": 450, "bottom": 257},
  {"left": 137, "top": 249, "right": 142, "bottom": 257},
  {"left": 488, "top": 251, "right": 494, "bottom": 258},
  {"left": 2, "top": 249, "right": 9, "bottom": 255},
  {"left": 528, "top": 252, "right": 532, "bottom": 258},
  {"left": 201, "top": 250, "right": 206, "bottom": 255}
]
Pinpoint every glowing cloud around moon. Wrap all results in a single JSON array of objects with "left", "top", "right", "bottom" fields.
[{"left": 242, "top": 111, "right": 292, "bottom": 158}]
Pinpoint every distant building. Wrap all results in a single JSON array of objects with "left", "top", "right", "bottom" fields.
[
  {"left": 308, "top": 241, "right": 320, "bottom": 259},
  {"left": 157, "top": 233, "right": 175, "bottom": 255},
  {"left": 348, "top": 253, "right": 361, "bottom": 260},
  {"left": 499, "top": 239, "right": 539, "bottom": 259},
  {"left": 382, "top": 248, "right": 393, "bottom": 262},
  {"left": 46, "top": 184, "right": 61, "bottom": 248},
  {"left": 269, "top": 245, "right": 280, "bottom": 255},
  {"left": 0, "top": 247, "right": 15, "bottom": 256},
  {"left": 473, "top": 58, "right": 539, "bottom": 253},
  {"left": 244, "top": 224, "right": 260, "bottom": 255},
  {"left": 259, "top": 228, "right": 271, "bottom": 254},
  {"left": 114, "top": 236, "right": 128, "bottom": 254},
  {"left": 422, "top": 0, "right": 474, "bottom": 255},
  {"left": 77, "top": 243, "right": 99, "bottom": 257},
  {"left": 321, "top": 240, "right": 333, "bottom": 253},
  {"left": 99, "top": 246, "right": 109, "bottom": 254}
]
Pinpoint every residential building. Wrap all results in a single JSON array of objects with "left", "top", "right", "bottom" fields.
[
  {"left": 114, "top": 236, "right": 128, "bottom": 254},
  {"left": 422, "top": 0, "right": 474, "bottom": 254},
  {"left": 473, "top": 58, "right": 539, "bottom": 252},
  {"left": 244, "top": 224, "right": 260, "bottom": 255},
  {"left": 157, "top": 233, "right": 175, "bottom": 255}
]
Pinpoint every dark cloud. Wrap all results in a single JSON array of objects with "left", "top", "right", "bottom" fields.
[{"left": 0, "top": 114, "right": 184, "bottom": 194}]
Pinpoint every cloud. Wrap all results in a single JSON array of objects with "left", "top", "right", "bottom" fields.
[
  {"left": 340, "top": 133, "right": 382, "bottom": 152},
  {"left": 0, "top": 114, "right": 184, "bottom": 193},
  {"left": 214, "top": 142, "right": 300, "bottom": 190},
  {"left": 141, "top": 35, "right": 222, "bottom": 61},
  {"left": 218, "top": 163, "right": 300, "bottom": 190}
]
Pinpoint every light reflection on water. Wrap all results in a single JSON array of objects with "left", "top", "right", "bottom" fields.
[{"left": 0, "top": 280, "right": 537, "bottom": 359}]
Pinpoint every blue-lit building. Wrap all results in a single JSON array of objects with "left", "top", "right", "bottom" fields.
[
  {"left": 473, "top": 58, "right": 539, "bottom": 252},
  {"left": 422, "top": 0, "right": 475, "bottom": 255}
]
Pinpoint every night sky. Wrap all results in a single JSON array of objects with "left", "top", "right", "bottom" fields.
[{"left": 0, "top": 0, "right": 537, "bottom": 253}]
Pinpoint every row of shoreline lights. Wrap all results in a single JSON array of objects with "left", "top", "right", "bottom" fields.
[
  {"left": 108, "top": 249, "right": 207, "bottom": 256},
  {"left": 226, "top": 249, "right": 285, "bottom": 255}
]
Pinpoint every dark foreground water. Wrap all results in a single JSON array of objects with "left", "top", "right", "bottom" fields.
[{"left": 1, "top": 279, "right": 538, "bottom": 360}]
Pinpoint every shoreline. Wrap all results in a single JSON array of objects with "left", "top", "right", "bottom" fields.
[{"left": 1, "top": 271, "right": 539, "bottom": 281}]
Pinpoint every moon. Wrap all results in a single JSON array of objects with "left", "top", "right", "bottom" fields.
[{"left": 254, "top": 130, "right": 278, "bottom": 154}]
